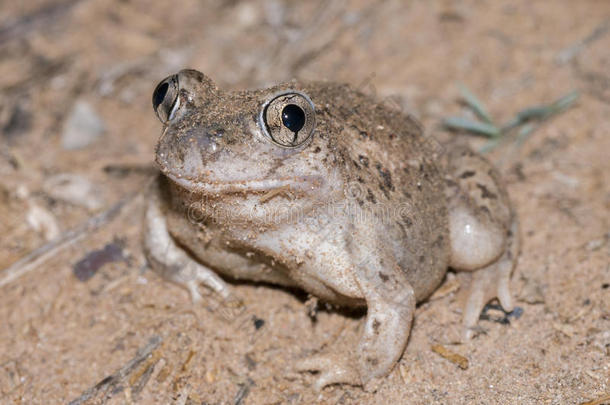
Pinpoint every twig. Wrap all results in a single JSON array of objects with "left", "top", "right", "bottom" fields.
[
  {"left": 431, "top": 344, "right": 469, "bottom": 370},
  {"left": 234, "top": 378, "right": 254, "bottom": 405},
  {"left": 0, "top": 0, "right": 87, "bottom": 45},
  {"left": 580, "top": 393, "right": 610, "bottom": 405},
  {"left": 556, "top": 19, "right": 610, "bottom": 64},
  {"left": 68, "top": 335, "right": 163, "bottom": 405},
  {"left": 0, "top": 191, "right": 142, "bottom": 289}
]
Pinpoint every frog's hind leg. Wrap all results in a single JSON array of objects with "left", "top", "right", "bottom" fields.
[
  {"left": 443, "top": 145, "right": 520, "bottom": 340},
  {"left": 461, "top": 219, "right": 519, "bottom": 339},
  {"left": 144, "top": 181, "right": 232, "bottom": 302}
]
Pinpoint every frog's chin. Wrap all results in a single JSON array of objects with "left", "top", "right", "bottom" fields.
[{"left": 163, "top": 171, "right": 325, "bottom": 195}]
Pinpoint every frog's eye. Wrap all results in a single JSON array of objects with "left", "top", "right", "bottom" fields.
[
  {"left": 152, "top": 75, "right": 180, "bottom": 124},
  {"left": 259, "top": 91, "right": 315, "bottom": 147}
]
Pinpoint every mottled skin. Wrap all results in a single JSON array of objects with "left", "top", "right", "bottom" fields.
[{"left": 145, "top": 69, "right": 519, "bottom": 390}]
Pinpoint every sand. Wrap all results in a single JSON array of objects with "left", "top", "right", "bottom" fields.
[{"left": 0, "top": 1, "right": 608, "bottom": 404}]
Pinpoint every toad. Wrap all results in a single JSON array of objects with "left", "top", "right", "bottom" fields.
[{"left": 145, "top": 69, "right": 519, "bottom": 390}]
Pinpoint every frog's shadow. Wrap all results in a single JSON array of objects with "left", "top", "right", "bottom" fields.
[
  {"left": 216, "top": 272, "right": 455, "bottom": 324},
  {"left": 219, "top": 275, "right": 367, "bottom": 322}
]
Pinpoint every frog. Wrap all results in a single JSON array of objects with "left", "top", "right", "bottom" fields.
[{"left": 144, "top": 69, "right": 519, "bottom": 390}]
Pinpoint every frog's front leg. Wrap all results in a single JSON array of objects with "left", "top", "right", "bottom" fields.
[
  {"left": 144, "top": 182, "right": 232, "bottom": 302},
  {"left": 356, "top": 267, "right": 416, "bottom": 386},
  {"left": 296, "top": 235, "right": 415, "bottom": 390}
]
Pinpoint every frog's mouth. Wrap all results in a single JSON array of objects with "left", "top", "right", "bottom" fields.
[
  {"left": 155, "top": 126, "right": 328, "bottom": 197},
  {"left": 161, "top": 168, "right": 324, "bottom": 196}
]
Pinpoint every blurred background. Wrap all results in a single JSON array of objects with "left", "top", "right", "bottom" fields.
[{"left": 0, "top": 1, "right": 608, "bottom": 404}]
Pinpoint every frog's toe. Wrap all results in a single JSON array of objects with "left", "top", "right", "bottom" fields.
[
  {"left": 185, "top": 279, "right": 204, "bottom": 303},
  {"left": 295, "top": 353, "right": 360, "bottom": 391},
  {"left": 462, "top": 252, "right": 514, "bottom": 340}
]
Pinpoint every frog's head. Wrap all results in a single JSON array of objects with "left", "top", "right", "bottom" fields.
[{"left": 152, "top": 69, "right": 341, "bottom": 214}]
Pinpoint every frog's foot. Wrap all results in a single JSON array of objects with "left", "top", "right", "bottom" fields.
[
  {"left": 295, "top": 353, "right": 361, "bottom": 391},
  {"left": 462, "top": 220, "right": 519, "bottom": 340},
  {"left": 179, "top": 262, "right": 232, "bottom": 302},
  {"left": 297, "top": 269, "right": 416, "bottom": 391},
  {"left": 144, "top": 191, "right": 233, "bottom": 302},
  {"left": 462, "top": 254, "right": 512, "bottom": 340}
]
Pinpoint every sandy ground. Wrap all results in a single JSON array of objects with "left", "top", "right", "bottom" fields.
[{"left": 0, "top": 1, "right": 608, "bottom": 404}]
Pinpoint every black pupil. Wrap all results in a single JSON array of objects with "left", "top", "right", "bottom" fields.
[
  {"left": 281, "top": 104, "right": 306, "bottom": 133},
  {"left": 153, "top": 82, "right": 169, "bottom": 109}
]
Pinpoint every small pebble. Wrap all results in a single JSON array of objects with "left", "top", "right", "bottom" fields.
[
  {"left": 480, "top": 304, "right": 524, "bottom": 324},
  {"left": 3, "top": 103, "right": 32, "bottom": 141},
  {"left": 252, "top": 316, "right": 265, "bottom": 330},
  {"left": 73, "top": 241, "right": 125, "bottom": 282},
  {"left": 61, "top": 101, "right": 105, "bottom": 150},
  {"left": 17, "top": 185, "right": 60, "bottom": 241},
  {"left": 26, "top": 203, "right": 60, "bottom": 241},
  {"left": 43, "top": 173, "right": 104, "bottom": 211}
]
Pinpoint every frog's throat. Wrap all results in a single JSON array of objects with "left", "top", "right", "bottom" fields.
[{"left": 163, "top": 171, "right": 325, "bottom": 195}]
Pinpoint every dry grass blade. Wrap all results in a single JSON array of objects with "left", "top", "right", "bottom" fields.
[
  {"left": 443, "top": 116, "right": 501, "bottom": 138},
  {"left": 513, "top": 91, "right": 580, "bottom": 146},
  {"left": 580, "top": 393, "right": 610, "bottom": 405},
  {"left": 68, "top": 336, "right": 163, "bottom": 405},
  {"left": 458, "top": 83, "right": 495, "bottom": 124},
  {"left": 551, "top": 90, "right": 580, "bottom": 112},
  {"left": 445, "top": 85, "right": 579, "bottom": 150},
  {"left": 473, "top": 90, "right": 579, "bottom": 153},
  {"left": 515, "top": 90, "right": 580, "bottom": 122}
]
